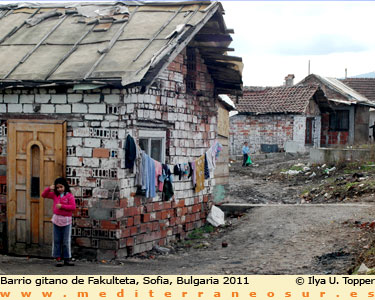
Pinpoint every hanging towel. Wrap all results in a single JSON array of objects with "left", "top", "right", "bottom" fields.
[
  {"left": 195, "top": 155, "right": 205, "bottom": 193},
  {"left": 125, "top": 135, "right": 137, "bottom": 169},
  {"left": 146, "top": 155, "right": 156, "bottom": 198}
]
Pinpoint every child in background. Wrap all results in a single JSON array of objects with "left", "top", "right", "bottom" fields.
[
  {"left": 242, "top": 142, "right": 250, "bottom": 167},
  {"left": 42, "top": 177, "right": 76, "bottom": 267}
]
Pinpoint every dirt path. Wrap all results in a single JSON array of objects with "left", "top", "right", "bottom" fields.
[
  {"left": 0, "top": 205, "right": 372, "bottom": 275},
  {"left": 227, "top": 156, "right": 309, "bottom": 204},
  {"left": 1, "top": 156, "right": 373, "bottom": 275}
]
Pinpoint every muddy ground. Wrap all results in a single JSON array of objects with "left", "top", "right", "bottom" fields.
[{"left": 1, "top": 154, "right": 375, "bottom": 275}]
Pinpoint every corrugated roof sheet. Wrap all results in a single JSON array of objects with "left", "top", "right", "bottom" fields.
[
  {"left": 298, "top": 74, "right": 375, "bottom": 107},
  {"left": 314, "top": 75, "right": 368, "bottom": 102},
  {"left": 0, "top": 1, "right": 242, "bottom": 94},
  {"left": 233, "top": 85, "right": 319, "bottom": 114}
]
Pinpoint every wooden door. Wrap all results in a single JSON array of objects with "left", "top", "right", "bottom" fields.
[{"left": 7, "top": 119, "right": 66, "bottom": 256}]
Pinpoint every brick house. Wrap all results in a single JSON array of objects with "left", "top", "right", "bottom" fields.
[
  {"left": 299, "top": 74, "right": 375, "bottom": 146},
  {"left": 229, "top": 84, "right": 326, "bottom": 156},
  {"left": 340, "top": 78, "right": 375, "bottom": 139},
  {"left": 0, "top": 2, "right": 242, "bottom": 259}
]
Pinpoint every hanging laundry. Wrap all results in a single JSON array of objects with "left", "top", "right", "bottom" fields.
[
  {"left": 140, "top": 153, "right": 156, "bottom": 198},
  {"left": 173, "top": 164, "right": 182, "bottom": 180},
  {"left": 124, "top": 134, "right": 136, "bottom": 169},
  {"left": 191, "top": 161, "right": 196, "bottom": 186},
  {"left": 205, "top": 147, "right": 215, "bottom": 170},
  {"left": 163, "top": 180, "right": 174, "bottom": 201},
  {"left": 188, "top": 162, "right": 193, "bottom": 179},
  {"left": 154, "top": 160, "right": 163, "bottom": 192},
  {"left": 146, "top": 156, "right": 156, "bottom": 198},
  {"left": 204, "top": 154, "right": 210, "bottom": 179},
  {"left": 195, "top": 155, "right": 205, "bottom": 193},
  {"left": 214, "top": 142, "right": 223, "bottom": 159},
  {"left": 135, "top": 145, "right": 143, "bottom": 186},
  {"left": 182, "top": 163, "right": 189, "bottom": 178},
  {"left": 161, "top": 164, "right": 174, "bottom": 201}
]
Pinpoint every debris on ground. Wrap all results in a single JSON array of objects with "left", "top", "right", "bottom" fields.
[
  {"left": 153, "top": 245, "right": 171, "bottom": 255},
  {"left": 272, "top": 161, "right": 375, "bottom": 204},
  {"left": 207, "top": 205, "right": 225, "bottom": 227},
  {"left": 357, "top": 263, "right": 370, "bottom": 275}
]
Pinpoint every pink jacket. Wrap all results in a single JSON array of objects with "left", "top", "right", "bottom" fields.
[{"left": 42, "top": 187, "right": 76, "bottom": 217}]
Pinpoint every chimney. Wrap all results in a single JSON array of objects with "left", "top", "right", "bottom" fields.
[{"left": 284, "top": 74, "right": 295, "bottom": 87}]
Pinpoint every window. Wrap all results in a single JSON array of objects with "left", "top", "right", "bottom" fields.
[
  {"left": 329, "top": 110, "right": 349, "bottom": 131},
  {"left": 139, "top": 130, "right": 166, "bottom": 163}
]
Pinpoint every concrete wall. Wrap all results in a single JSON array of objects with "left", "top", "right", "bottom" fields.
[
  {"left": 310, "top": 148, "right": 373, "bottom": 164},
  {"left": 354, "top": 105, "right": 370, "bottom": 145},
  {"left": 0, "top": 48, "right": 219, "bottom": 259},
  {"left": 370, "top": 110, "right": 375, "bottom": 140}
]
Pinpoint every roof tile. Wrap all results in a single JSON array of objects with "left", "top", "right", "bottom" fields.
[
  {"left": 234, "top": 85, "right": 318, "bottom": 114},
  {"left": 340, "top": 78, "right": 375, "bottom": 102}
]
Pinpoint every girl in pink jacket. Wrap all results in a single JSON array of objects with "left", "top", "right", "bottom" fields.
[{"left": 42, "top": 177, "right": 76, "bottom": 267}]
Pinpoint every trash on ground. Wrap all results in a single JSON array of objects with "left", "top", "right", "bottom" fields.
[{"left": 207, "top": 205, "right": 225, "bottom": 227}]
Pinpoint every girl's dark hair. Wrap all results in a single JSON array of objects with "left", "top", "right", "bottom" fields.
[{"left": 53, "top": 177, "right": 71, "bottom": 196}]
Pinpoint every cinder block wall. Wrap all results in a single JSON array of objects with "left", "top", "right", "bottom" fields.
[{"left": 0, "top": 48, "right": 218, "bottom": 259}]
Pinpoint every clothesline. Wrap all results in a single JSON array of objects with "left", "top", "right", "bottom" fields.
[{"left": 124, "top": 135, "right": 222, "bottom": 199}]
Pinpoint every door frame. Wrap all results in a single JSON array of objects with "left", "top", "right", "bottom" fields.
[{"left": 7, "top": 119, "right": 66, "bottom": 256}]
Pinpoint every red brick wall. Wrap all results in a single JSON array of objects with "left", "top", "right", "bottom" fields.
[
  {"left": 320, "top": 112, "right": 349, "bottom": 146},
  {"left": 230, "top": 114, "right": 294, "bottom": 154}
]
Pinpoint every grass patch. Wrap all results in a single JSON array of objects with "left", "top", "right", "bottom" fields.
[
  {"left": 187, "top": 224, "right": 215, "bottom": 240},
  {"left": 345, "top": 182, "right": 359, "bottom": 190}
]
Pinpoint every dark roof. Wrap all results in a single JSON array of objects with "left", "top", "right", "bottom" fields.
[
  {"left": 233, "top": 85, "right": 319, "bottom": 114},
  {"left": 298, "top": 74, "right": 375, "bottom": 107},
  {"left": 340, "top": 78, "right": 375, "bottom": 102},
  {"left": 0, "top": 1, "right": 242, "bottom": 94}
]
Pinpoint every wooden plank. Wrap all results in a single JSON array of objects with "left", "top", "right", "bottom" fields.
[
  {"left": 7, "top": 121, "right": 17, "bottom": 252},
  {"left": 203, "top": 54, "right": 242, "bottom": 62},
  {"left": 93, "top": 22, "right": 112, "bottom": 32},
  {"left": 194, "top": 33, "right": 232, "bottom": 42},
  {"left": 195, "top": 46, "right": 234, "bottom": 53}
]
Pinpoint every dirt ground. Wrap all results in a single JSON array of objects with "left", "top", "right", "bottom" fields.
[{"left": 1, "top": 154, "right": 375, "bottom": 275}]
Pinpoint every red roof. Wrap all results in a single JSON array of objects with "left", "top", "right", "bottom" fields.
[
  {"left": 234, "top": 85, "right": 319, "bottom": 114},
  {"left": 340, "top": 78, "right": 375, "bottom": 102}
]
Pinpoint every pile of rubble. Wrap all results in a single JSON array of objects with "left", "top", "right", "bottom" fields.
[{"left": 275, "top": 162, "right": 375, "bottom": 203}]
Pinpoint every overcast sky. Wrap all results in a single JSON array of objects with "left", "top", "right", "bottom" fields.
[{"left": 222, "top": 1, "right": 375, "bottom": 87}]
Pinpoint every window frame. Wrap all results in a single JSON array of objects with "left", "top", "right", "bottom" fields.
[
  {"left": 138, "top": 130, "right": 166, "bottom": 163},
  {"left": 329, "top": 110, "right": 349, "bottom": 132}
]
